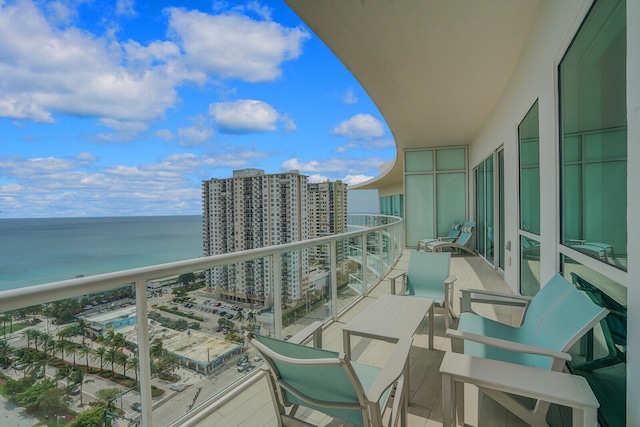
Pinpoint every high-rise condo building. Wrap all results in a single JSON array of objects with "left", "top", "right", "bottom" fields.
[
  {"left": 307, "top": 180, "right": 349, "bottom": 276},
  {"left": 202, "top": 169, "right": 309, "bottom": 306}
]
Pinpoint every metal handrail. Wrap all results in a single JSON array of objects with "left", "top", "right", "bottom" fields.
[{"left": 0, "top": 214, "right": 403, "bottom": 427}]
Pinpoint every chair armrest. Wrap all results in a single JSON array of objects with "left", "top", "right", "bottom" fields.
[
  {"left": 446, "top": 329, "right": 572, "bottom": 362},
  {"left": 445, "top": 275, "right": 457, "bottom": 285},
  {"left": 390, "top": 272, "right": 407, "bottom": 295},
  {"left": 459, "top": 288, "right": 531, "bottom": 313},
  {"left": 438, "top": 236, "right": 457, "bottom": 242},
  {"left": 366, "top": 336, "right": 413, "bottom": 403}
]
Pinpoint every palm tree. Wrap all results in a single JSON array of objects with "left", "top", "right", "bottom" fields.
[
  {"left": 150, "top": 338, "right": 164, "bottom": 359},
  {"left": 69, "top": 368, "right": 93, "bottom": 406},
  {"left": 38, "top": 331, "right": 54, "bottom": 355},
  {"left": 236, "top": 310, "right": 244, "bottom": 328},
  {"left": 56, "top": 364, "right": 72, "bottom": 387},
  {"left": 0, "top": 339, "right": 14, "bottom": 367},
  {"left": 127, "top": 356, "right": 139, "bottom": 383},
  {"left": 116, "top": 352, "right": 129, "bottom": 379},
  {"left": 93, "top": 346, "right": 107, "bottom": 372},
  {"left": 21, "top": 329, "right": 36, "bottom": 349},
  {"left": 78, "top": 345, "right": 91, "bottom": 368},
  {"left": 0, "top": 313, "right": 9, "bottom": 338},
  {"left": 106, "top": 347, "right": 119, "bottom": 377},
  {"left": 75, "top": 318, "right": 90, "bottom": 344},
  {"left": 55, "top": 339, "right": 68, "bottom": 363},
  {"left": 66, "top": 341, "right": 79, "bottom": 366},
  {"left": 43, "top": 335, "right": 56, "bottom": 359}
]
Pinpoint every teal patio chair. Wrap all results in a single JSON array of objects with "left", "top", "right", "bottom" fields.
[
  {"left": 426, "top": 221, "right": 475, "bottom": 254},
  {"left": 391, "top": 251, "right": 456, "bottom": 331},
  {"left": 416, "top": 220, "right": 462, "bottom": 251},
  {"left": 249, "top": 333, "right": 412, "bottom": 427},
  {"left": 447, "top": 273, "right": 608, "bottom": 426}
]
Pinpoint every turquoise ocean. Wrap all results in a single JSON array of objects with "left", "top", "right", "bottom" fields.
[{"left": 0, "top": 216, "right": 202, "bottom": 292}]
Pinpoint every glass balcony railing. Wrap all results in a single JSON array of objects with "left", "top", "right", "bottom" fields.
[{"left": 0, "top": 214, "right": 403, "bottom": 427}]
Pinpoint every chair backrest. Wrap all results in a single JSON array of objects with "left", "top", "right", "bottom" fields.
[
  {"left": 519, "top": 273, "right": 575, "bottom": 337},
  {"left": 406, "top": 251, "right": 451, "bottom": 296},
  {"left": 445, "top": 220, "right": 463, "bottom": 238},
  {"left": 252, "top": 334, "right": 368, "bottom": 426},
  {"left": 531, "top": 285, "right": 608, "bottom": 370},
  {"left": 454, "top": 221, "right": 475, "bottom": 246}
]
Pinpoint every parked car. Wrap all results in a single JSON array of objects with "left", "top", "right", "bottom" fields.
[
  {"left": 227, "top": 314, "right": 234, "bottom": 320},
  {"left": 169, "top": 383, "right": 186, "bottom": 392},
  {"left": 254, "top": 354, "right": 263, "bottom": 362},
  {"left": 237, "top": 363, "right": 252, "bottom": 373},
  {"left": 219, "top": 311, "right": 227, "bottom": 316},
  {"left": 131, "top": 402, "right": 142, "bottom": 412},
  {"left": 236, "top": 355, "right": 249, "bottom": 366},
  {"left": 70, "top": 386, "right": 81, "bottom": 395}
]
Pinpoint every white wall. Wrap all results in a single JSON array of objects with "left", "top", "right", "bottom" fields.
[
  {"left": 468, "top": 0, "right": 592, "bottom": 290},
  {"left": 469, "top": 0, "right": 637, "bottom": 421}
]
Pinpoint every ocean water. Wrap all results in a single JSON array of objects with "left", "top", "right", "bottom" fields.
[{"left": 0, "top": 216, "right": 202, "bottom": 292}]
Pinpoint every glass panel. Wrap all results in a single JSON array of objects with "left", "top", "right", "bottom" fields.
[
  {"left": 405, "top": 174, "right": 434, "bottom": 246},
  {"left": 485, "top": 156, "right": 494, "bottom": 264},
  {"left": 436, "top": 173, "right": 466, "bottom": 237},
  {"left": 498, "top": 150, "right": 505, "bottom": 270},
  {"left": 476, "top": 165, "right": 485, "bottom": 256},
  {"left": 341, "top": 235, "right": 364, "bottom": 312},
  {"left": 559, "top": 0, "right": 627, "bottom": 271},
  {"left": 436, "top": 148, "right": 465, "bottom": 171},
  {"left": 520, "top": 235, "right": 540, "bottom": 296},
  {"left": 561, "top": 255, "right": 627, "bottom": 427},
  {"left": 519, "top": 100, "right": 540, "bottom": 235},
  {"left": 405, "top": 150, "right": 434, "bottom": 172}
]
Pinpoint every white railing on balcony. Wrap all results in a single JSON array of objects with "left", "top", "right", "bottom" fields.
[{"left": 0, "top": 214, "right": 403, "bottom": 427}]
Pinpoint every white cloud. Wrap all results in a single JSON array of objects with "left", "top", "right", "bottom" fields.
[
  {"left": 0, "top": 1, "right": 309, "bottom": 128},
  {"left": 342, "top": 174, "right": 373, "bottom": 186},
  {"left": 75, "top": 152, "right": 97, "bottom": 163},
  {"left": 307, "top": 174, "right": 330, "bottom": 183},
  {"left": 177, "top": 126, "right": 214, "bottom": 147},
  {"left": 280, "top": 113, "right": 297, "bottom": 134},
  {"left": 166, "top": 8, "right": 310, "bottom": 82},
  {"left": 116, "top": 0, "right": 137, "bottom": 18},
  {"left": 209, "top": 99, "right": 279, "bottom": 134},
  {"left": 281, "top": 157, "right": 387, "bottom": 176},
  {"left": 336, "top": 138, "right": 395, "bottom": 153},
  {"left": 98, "top": 118, "right": 148, "bottom": 133},
  {"left": 0, "top": 147, "right": 272, "bottom": 217},
  {"left": 342, "top": 88, "right": 358, "bottom": 104},
  {"left": 154, "top": 129, "right": 175, "bottom": 141},
  {"left": 331, "top": 114, "right": 385, "bottom": 140}
]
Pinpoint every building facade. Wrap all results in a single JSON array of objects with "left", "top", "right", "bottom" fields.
[{"left": 202, "top": 169, "right": 310, "bottom": 306}]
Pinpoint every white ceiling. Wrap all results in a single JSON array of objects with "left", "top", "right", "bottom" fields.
[{"left": 285, "top": 0, "right": 540, "bottom": 189}]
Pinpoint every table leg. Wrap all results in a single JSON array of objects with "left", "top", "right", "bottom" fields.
[
  {"left": 429, "top": 304, "right": 434, "bottom": 350},
  {"left": 442, "top": 373, "right": 454, "bottom": 427}
]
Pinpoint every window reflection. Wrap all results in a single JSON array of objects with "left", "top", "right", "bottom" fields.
[{"left": 559, "top": 0, "right": 627, "bottom": 271}]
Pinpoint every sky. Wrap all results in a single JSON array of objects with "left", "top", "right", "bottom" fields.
[{"left": 0, "top": 0, "right": 394, "bottom": 218}]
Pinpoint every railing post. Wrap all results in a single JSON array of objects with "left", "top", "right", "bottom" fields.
[
  {"left": 273, "top": 252, "right": 282, "bottom": 339},
  {"left": 378, "top": 229, "right": 384, "bottom": 273},
  {"left": 361, "top": 231, "right": 368, "bottom": 296},
  {"left": 135, "top": 278, "right": 153, "bottom": 427},
  {"left": 330, "top": 240, "right": 338, "bottom": 321}
]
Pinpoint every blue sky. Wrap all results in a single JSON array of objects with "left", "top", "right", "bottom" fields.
[{"left": 0, "top": 0, "right": 393, "bottom": 218}]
